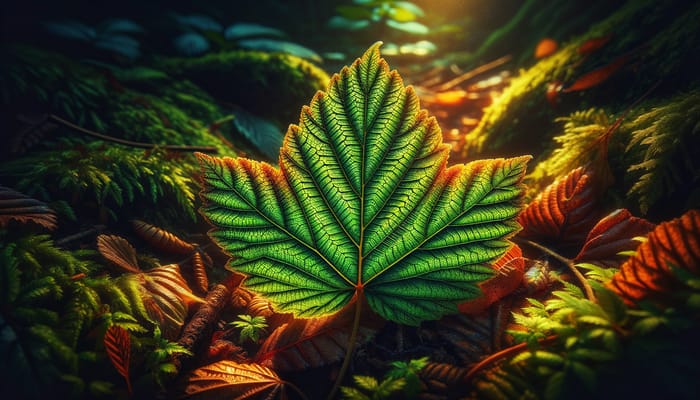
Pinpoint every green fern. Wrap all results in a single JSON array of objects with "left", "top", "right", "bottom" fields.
[
  {"left": 0, "top": 139, "right": 200, "bottom": 221},
  {"left": 528, "top": 108, "right": 610, "bottom": 194},
  {"left": 624, "top": 89, "right": 700, "bottom": 214}
]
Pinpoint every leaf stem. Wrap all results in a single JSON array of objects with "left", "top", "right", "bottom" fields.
[
  {"left": 326, "top": 295, "right": 363, "bottom": 400},
  {"left": 515, "top": 238, "right": 596, "bottom": 302},
  {"left": 285, "top": 380, "right": 311, "bottom": 400},
  {"left": 41, "top": 114, "right": 219, "bottom": 153}
]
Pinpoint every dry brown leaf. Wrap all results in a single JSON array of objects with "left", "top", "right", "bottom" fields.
[
  {"left": 132, "top": 219, "right": 196, "bottom": 254},
  {"left": 179, "top": 360, "right": 286, "bottom": 400},
  {"left": 0, "top": 185, "right": 57, "bottom": 230},
  {"left": 97, "top": 234, "right": 142, "bottom": 273}
]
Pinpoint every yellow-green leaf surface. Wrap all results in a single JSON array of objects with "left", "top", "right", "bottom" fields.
[{"left": 198, "top": 43, "right": 530, "bottom": 325}]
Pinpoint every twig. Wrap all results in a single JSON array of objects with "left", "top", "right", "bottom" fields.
[
  {"left": 515, "top": 238, "right": 596, "bottom": 302},
  {"left": 55, "top": 225, "right": 106, "bottom": 246},
  {"left": 432, "top": 55, "right": 512, "bottom": 91},
  {"left": 41, "top": 114, "right": 218, "bottom": 153},
  {"left": 465, "top": 335, "right": 558, "bottom": 384}
]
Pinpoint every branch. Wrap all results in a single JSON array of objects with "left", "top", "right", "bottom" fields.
[
  {"left": 172, "top": 273, "right": 245, "bottom": 372},
  {"left": 25, "top": 114, "right": 219, "bottom": 153},
  {"left": 515, "top": 238, "right": 596, "bottom": 302}
]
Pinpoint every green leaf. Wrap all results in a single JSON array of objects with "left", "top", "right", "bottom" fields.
[{"left": 198, "top": 42, "right": 530, "bottom": 325}]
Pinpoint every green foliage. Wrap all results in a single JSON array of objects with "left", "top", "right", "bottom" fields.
[
  {"left": 198, "top": 43, "right": 530, "bottom": 325},
  {"left": 157, "top": 49, "right": 330, "bottom": 126},
  {"left": 473, "top": 269, "right": 700, "bottom": 399},
  {"left": 0, "top": 45, "right": 109, "bottom": 129},
  {"left": 229, "top": 314, "right": 268, "bottom": 343},
  {"left": 137, "top": 326, "right": 192, "bottom": 389},
  {"left": 342, "top": 357, "right": 428, "bottom": 400},
  {"left": 624, "top": 89, "right": 700, "bottom": 214},
  {"left": 527, "top": 108, "right": 610, "bottom": 194},
  {"left": 0, "top": 139, "right": 199, "bottom": 222}
]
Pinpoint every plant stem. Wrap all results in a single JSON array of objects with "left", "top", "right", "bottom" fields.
[
  {"left": 465, "top": 335, "right": 558, "bottom": 384},
  {"left": 326, "top": 296, "right": 363, "bottom": 400},
  {"left": 515, "top": 238, "right": 596, "bottom": 302},
  {"left": 285, "top": 380, "right": 311, "bottom": 400},
  {"left": 45, "top": 114, "right": 219, "bottom": 153}
]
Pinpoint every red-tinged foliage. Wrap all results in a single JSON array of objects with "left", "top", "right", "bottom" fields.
[
  {"left": 97, "top": 234, "right": 142, "bottom": 273},
  {"left": 255, "top": 300, "right": 382, "bottom": 372},
  {"left": 578, "top": 34, "right": 612, "bottom": 55},
  {"left": 0, "top": 185, "right": 57, "bottom": 230},
  {"left": 458, "top": 245, "right": 525, "bottom": 315},
  {"left": 132, "top": 219, "right": 196, "bottom": 254},
  {"left": 179, "top": 360, "right": 286, "bottom": 400},
  {"left": 206, "top": 337, "right": 247, "bottom": 364},
  {"left": 575, "top": 208, "right": 655, "bottom": 267},
  {"left": 562, "top": 53, "right": 630, "bottom": 93},
  {"left": 518, "top": 167, "right": 601, "bottom": 250},
  {"left": 104, "top": 325, "right": 132, "bottom": 395},
  {"left": 534, "top": 38, "right": 558, "bottom": 59},
  {"left": 608, "top": 209, "right": 700, "bottom": 305},
  {"left": 420, "top": 362, "right": 469, "bottom": 398}
]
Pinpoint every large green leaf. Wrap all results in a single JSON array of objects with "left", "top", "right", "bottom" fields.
[{"left": 197, "top": 42, "right": 530, "bottom": 325}]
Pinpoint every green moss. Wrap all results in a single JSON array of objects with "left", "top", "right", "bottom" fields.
[
  {"left": 156, "top": 50, "right": 330, "bottom": 125},
  {"left": 462, "top": 0, "right": 700, "bottom": 159}
]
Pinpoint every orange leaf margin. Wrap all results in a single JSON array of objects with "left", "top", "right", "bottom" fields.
[{"left": 608, "top": 209, "right": 700, "bottom": 304}]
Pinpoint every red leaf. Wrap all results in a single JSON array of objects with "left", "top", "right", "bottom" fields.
[
  {"left": 518, "top": 167, "right": 601, "bottom": 250},
  {"left": 97, "top": 234, "right": 142, "bottom": 273},
  {"left": 608, "top": 209, "right": 700, "bottom": 304},
  {"left": 534, "top": 37, "right": 558, "bottom": 59},
  {"left": 562, "top": 53, "right": 630, "bottom": 93},
  {"left": 0, "top": 185, "right": 57, "bottom": 230},
  {"left": 132, "top": 219, "right": 195, "bottom": 254},
  {"left": 255, "top": 301, "right": 382, "bottom": 371},
  {"left": 458, "top": 245, "right": 525, "bottom": 314},
  {"left": 104, "top": 325, "right": 132, "bottom": 395},
  {"left": 575, "top": 208, "right": 655, "bottom": 267}
]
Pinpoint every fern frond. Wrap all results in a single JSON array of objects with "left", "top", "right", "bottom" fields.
[
  {"left": 625, "top": 89, "right": 700, "bottom": 214},
  {"left": 0, "top": 244, "right": 21, "bottom": 304}
]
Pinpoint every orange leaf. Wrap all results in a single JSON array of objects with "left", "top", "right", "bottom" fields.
[
  {"left": 132, "top": 219, "right": 196, "bottom": 254},
  {"left": 608, "top": 209, "right": 700, "bottom": 304},
  {"left": 255, "top": 301, "right": 381, "bottom": 371},
  {"left": 575, "top": 208, "right": 655, "bottom": 267},
  {"left": 518, "top": 167, "right": 601, "bottom": 249},
  {"left": 180, "top": 360, "right": 285, "bottom": 400},
  {"left": 534, "top": 37, "right": 558, "bottom": 59},
  {"left": 458, "top": 245, "right": 525, "bottom": 314},
  {"left": 104, "top": 325, "right": 132, "bottom": 395},
  {"left": 562, "top": 53, "right": 629, "bottom": 93},
  {"left": 97, "top": 234, "right": 142, "bottom": 273},
  {"left": 0, "top": 185, "right": 57, "bottom": 230}
]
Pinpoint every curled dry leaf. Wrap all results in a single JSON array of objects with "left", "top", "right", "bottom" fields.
[
  {"left": 179, "top": 360, "right": 285, "bottom": 400},
  {"left": 97, "top": 234, "right": 142, "bottom": 273},
  {"left": 575, "top": 208, "right": 655, "bottom": 267},
  {"left": 132, "top": 219, "right": 196, "bottom": 254},
  {"left": 191, "top": 251, "right": 209, "bottom": 294},
  {"left": 104, "top": 325, "right": 132, "bottom": 395},
  {"left": 518, "top": 167, "right": 601, "bottom": 250},
  {"left": 0, "top": 185, "right": 57, "bottom": 230},
  {"left": 608, "top": 209, "right": 700, "bottom": 304}
]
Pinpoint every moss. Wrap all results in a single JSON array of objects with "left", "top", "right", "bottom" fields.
[
  {"left": 156, "top": 50, "right": 330, "bottom": 126},
  {"left": 461, "top": 0, "right": 700, "bottom": 159}
]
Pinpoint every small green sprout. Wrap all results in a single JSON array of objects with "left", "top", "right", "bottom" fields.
[{"left": 229, "top": 314, "right": 268, "bottom": 343}]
